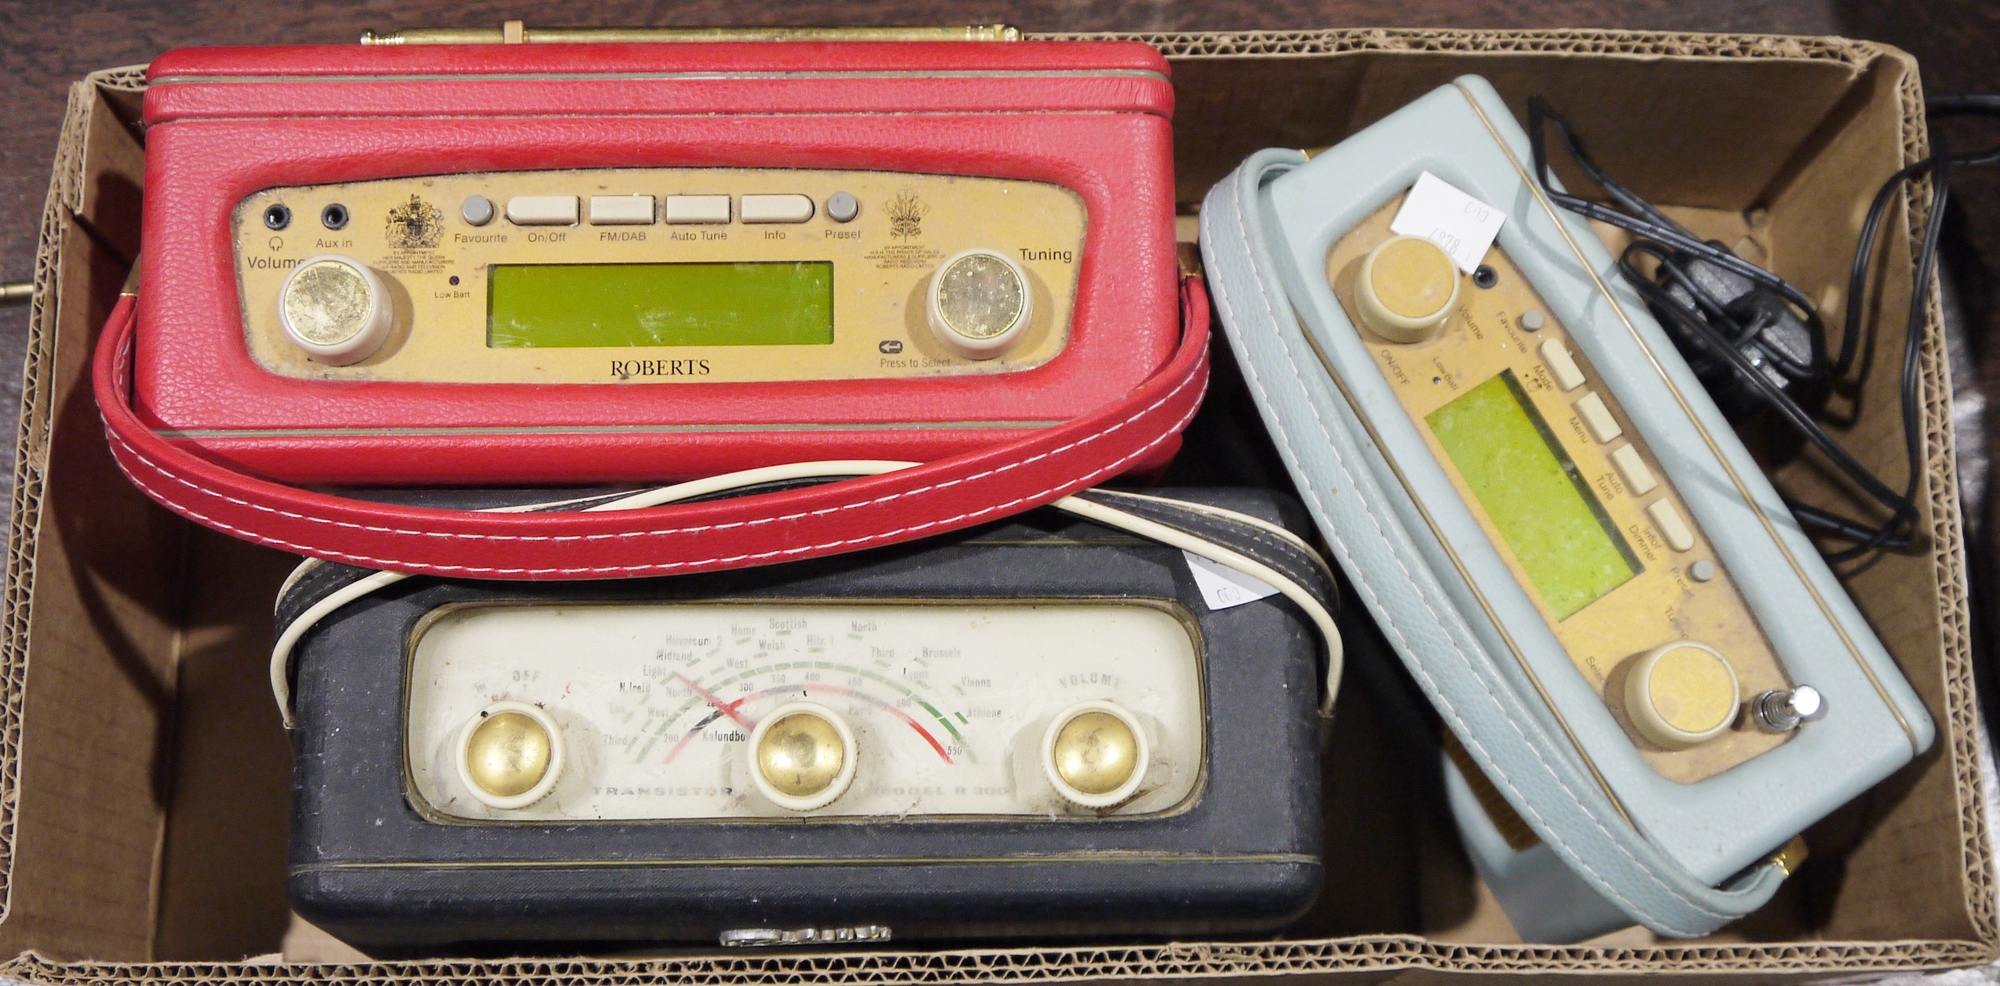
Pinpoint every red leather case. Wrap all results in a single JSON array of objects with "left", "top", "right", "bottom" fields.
[{"left": 138, "top": 42, "right": 1179, "bottom": 485}]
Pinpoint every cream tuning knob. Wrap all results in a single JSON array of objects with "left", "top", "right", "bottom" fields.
[
  {"left": 1041, "top": 701, "right": 1148, "bottom": 808},
  {"left": 1353, "top": 235, "right": 1461, "bottom": 343},
  {"left": 278, "top": 254, "right": 394, "bottom": 364},
  {"left": 456, "top": 701, "right": 565, "bottom": 810},
  {"left": 750, "top": 702, "right": 858, "bottom": 811},
  {"left": 1625, "top": 642, "right": 1741, "bottom": 750},
  {"left": 927, "top": 248, "right": 1032, "bottom": 359}
]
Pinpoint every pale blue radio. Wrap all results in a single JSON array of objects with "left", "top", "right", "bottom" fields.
[{"left": 1198, "top": 75, "right": 1934, "bottom": 940}]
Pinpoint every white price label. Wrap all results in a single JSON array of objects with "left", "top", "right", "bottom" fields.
[
  {"left": 1184, "top": 551, "right": 1280, "bottom": 611},
  {"left": 1389, "top": 171, "right": 1506, "bottom": 274}
]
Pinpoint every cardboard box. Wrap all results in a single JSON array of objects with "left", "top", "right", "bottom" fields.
[{"left": 1, "top": 27, "right": 1992, "bottom": 981}]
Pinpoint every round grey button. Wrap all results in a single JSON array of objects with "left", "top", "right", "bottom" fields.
[
  {"left": 826, "top": 192, "right": 859, "bottom": 223},
  {"left": 1519, "top": 309, "right": 1546, "bottom": 331},
  {"left": 1688, "top": 559, "right": 1716, "bottom": 582},
  {"left": 462, "top": 195, "right": 495, "bottom": 226}
]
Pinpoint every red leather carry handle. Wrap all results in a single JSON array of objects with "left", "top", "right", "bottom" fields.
[{"left": 94, "top": 277, "right": 1210, "bottom": 580}]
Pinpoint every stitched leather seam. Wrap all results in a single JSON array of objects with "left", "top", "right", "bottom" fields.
[
  {"left": 104, "top": 303, "right": 1209, "bottom": 575},
  {"left": 109, "top": 319, "right": 1201, "bottom": 543},
  {"left": 1210, "top": 179, "right": 1737, "bottom": 932},
  {"left": 109, "top": 400, "right": 1201, "bottom": 577}
]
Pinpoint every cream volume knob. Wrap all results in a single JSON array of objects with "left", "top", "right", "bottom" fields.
[
  {"left": 456, "top": 701, "right": 565, "bottom": 810},
  {"left": 1353, "top": 235, "right": 1461, "bottom": 343},
  {"left": 1042, "top": 701, "right": 1148, "bottom": 808},
  {"left": 278, "top": 254, "right": 394, "bottom": 364},
  {"left": 927, "top": 248, "right": 1033, "bottom": 359},
  {"left": 750, "top": 702, "right": 859, "bottom": 811},
  {"left": 1625, "top": 642, "right": 1741, "bottom": 750}
]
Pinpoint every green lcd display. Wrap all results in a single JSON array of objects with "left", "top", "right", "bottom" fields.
[
  {"left": 487, "top": 262, "right": 834, "bottom": 348},
  {"left": 1426, "top": 370, "right": 1640, "bottom": 620}
]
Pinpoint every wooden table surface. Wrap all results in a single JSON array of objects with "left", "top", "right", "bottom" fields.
[{"left": 1, "top": 0, "right": 1994, "bottom": 496}]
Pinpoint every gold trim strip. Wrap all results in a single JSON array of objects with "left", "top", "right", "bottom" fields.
[
  {"left": 1450, "top": 82, "right": 1919, "bottom": 753},
  {"left": 362, "top": 24, "right": 1023, "bottom": 45},
  {"left": 160, "top": 421, "right": 1064, "bottom": 440},
  {"left": 294, "top": 852, "right": 1317, "bottom": 873}
]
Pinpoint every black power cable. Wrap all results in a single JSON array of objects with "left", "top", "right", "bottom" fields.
[{"left": 1526, "top": 96, "right": 2000, "bottom": 561}]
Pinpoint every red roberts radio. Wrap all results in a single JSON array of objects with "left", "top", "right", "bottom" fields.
[{"left": 131, "top": 37, "right": 1180, "bottom": 485}]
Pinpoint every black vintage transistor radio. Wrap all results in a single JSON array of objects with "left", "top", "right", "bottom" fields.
[{"left": 277, "top": 489, "right": 1334, "bottom": 955}]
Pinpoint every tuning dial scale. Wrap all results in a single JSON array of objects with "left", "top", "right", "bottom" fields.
[{"left": 406, "top": 602, "right": 1204, "bottom": 822}]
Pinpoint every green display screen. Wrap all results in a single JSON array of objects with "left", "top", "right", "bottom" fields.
[
  {"left": 487, "top": 262, "right": 834, "bottom": 348},
  {"left": 1426, "top": 371, "right": 1640, "bottom": 620}
]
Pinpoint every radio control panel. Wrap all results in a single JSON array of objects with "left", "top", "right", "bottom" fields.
[
  {"left": 404, "top": 601, "right": 1205, "bottom": 822},
  {"left": 234, "top": 168, "right": 1086, "bottom": 384},
  {"left": 1329, "top": 198, "right": 1791, "bottom": 783}
]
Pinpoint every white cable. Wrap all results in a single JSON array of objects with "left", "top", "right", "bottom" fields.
[
  {"left": 271, "top": 568, "right": 407, "bottom": 728},
  {"left": 1052, "top": 495, "right": 1344, "bottom": 716},
  {"left": 268, "top": 460, "right": 1342, "bottom": 723},
  {"left": 581, "top": 460, "right": 919, "bottom": 512},
  {"left": 1080, "top": 488, "right": 1330, "bottom": 574}
]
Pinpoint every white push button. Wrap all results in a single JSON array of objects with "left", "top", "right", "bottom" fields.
[
  {"left": 741, "top": 194, "right": 816, "bottom": 224},
  {"left": 589, "top": 195, "right": 654, "bottom": 225},
  {"left": 1539, "top": 338, "right": 1586, "bottom": 390},
  {"left": 665, "top": 195, "right": 731, "bottom": 224},
  {"left": 506, "top": 195, "right": 578, "bottom": 226},
  {"left": 1610, "top": 444, "right": 1658, "bottom": 495},
  {"left": 1648, "top": 499, "right": 1697, "bottom": 552},
  {"left": 1575, "top": 392, "right": 1622, "bottom": 443}
]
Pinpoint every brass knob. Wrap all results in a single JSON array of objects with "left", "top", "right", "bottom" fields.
[
  {"left": 749, "top": 702, "right": 857, "bottom": 811},
  {"left": 1041, "top": 701, "right": 1149, "bottom": 808},
  {"left": 278, "top": 254, "right": 395, "bottom": 364},
  {"left": 1625, "top": 642, "right": 1741, "bottom": 749},
  {"left": 455, "top": 700, "right": 564, "bottom": 810},
  {"left": 1352, "top": 235, "right": 1461, "bottom": 344}
]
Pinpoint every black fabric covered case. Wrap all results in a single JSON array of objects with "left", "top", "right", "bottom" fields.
[{"left": 282, "top": 489, "right": 1330, "bottom": 954}]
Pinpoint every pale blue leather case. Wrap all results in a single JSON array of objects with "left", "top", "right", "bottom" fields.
[{"left": 1198, "top": 74, "right": 1934, "bottom": 940}]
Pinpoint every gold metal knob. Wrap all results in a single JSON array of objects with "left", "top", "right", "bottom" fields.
[
  {"left": 1041, "top": 701, "right": 1149, "bottom": 808},
  {"left": 927, "top": 248, "right": 1032, "bottom": 359},
  {"left": 1052, "top": 711, "right": 1138, "bottom": 795},
  {"left": 1352, "top": 235, "right": 1461, "bottom": 344},
  {"left": 455, "top": 701, "right": 564, "bottom": 810},
  {"left": 749, "top": 702, "right": 857, "bottom": 811},
  {"left": 1625, "top": 642, "right": 1741, "bottom": 749},
  {"left": 278, "top": 254, "right": 394, "bottom": 364}
]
